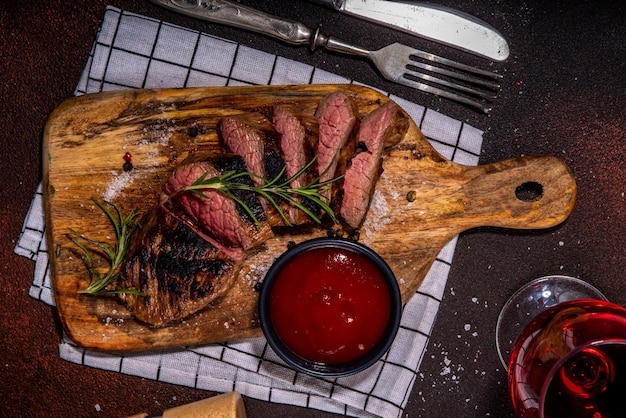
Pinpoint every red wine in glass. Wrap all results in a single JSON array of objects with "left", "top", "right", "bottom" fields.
[
  {"left": 495, "top": 275, "right": 608, "bottom": 369},
  {"left": 508, "top": 298, "right": 626, "bottom": 418}
]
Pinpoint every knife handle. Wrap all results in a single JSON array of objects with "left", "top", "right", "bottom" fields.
[
  {"left": 166, "top": 0, "right": 314, "bottom": 46},
  {"left": 162, "top": 0, "right": 361, "bottom": 55}
]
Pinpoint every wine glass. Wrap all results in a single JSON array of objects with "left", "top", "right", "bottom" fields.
[
  {"left": 496, "top": 275, "right": 626, "bottom": 418},
  {"left": 495, "top": 275, "right": 607, "bottom": 368}
]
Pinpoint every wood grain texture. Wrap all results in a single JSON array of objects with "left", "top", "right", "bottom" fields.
[{"left": 43, "top": 84, "right": 576, "bottom": 352}]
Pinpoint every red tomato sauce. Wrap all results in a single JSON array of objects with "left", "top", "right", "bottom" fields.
[{"left": 269, "top": 247, "right": 391, "bottom": 364}]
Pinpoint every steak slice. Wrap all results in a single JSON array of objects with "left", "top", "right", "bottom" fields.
[
  {"left": 315, "top": 92, "right": 358, "bottom": 184},
  {"left": 340, "top": 101, "right": 409, "bottom": 229},
  {"left": 117, "top": 204, "right": 241, "bottom": 326},
  {"left": 219, "top": 113, "right": 279, "bottom": 185},
  {"left": 219, "top": 113, "right": 288, "bottom": 226},
  {"left": 162, "top": 155, "right": 273, "bottom": 252},
  {"left": 270, "top": 105, "right": 320, "bottom": 225}
]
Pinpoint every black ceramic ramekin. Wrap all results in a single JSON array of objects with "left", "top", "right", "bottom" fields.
[{"left": 258, "top": 237, "right": 402, "bottom": 378}]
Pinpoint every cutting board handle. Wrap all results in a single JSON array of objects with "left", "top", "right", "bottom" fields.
[{"left": 455, "top": 155, "right": 576, "bottom": 231}]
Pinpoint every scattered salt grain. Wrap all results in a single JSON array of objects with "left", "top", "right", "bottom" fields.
[
  {"left": 464, "top": 324, "right": 471, "bottom": 332},
  {"left": 361, "top": 188, "right": 390, "bottom": 239},
  {"left": 94, "top": 404, "right": 101, "bottom": 412},
  {"left": 103, "top": 171, "right": 135, "bottom": 201}
]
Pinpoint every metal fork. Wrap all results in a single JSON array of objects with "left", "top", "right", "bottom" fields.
[{"left": 151, "top": 0, "right": 502, "bottom": 113}]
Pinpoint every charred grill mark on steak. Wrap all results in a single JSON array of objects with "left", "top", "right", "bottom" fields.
[
  {"left": 340, "top": 101, "right": 410, "bottom": 229},
  {"left": 117, "top": 205, "right": 241, "bottom": 326},
  {"left": 165, "top": 204, "right": 246, "bottom": 261}
]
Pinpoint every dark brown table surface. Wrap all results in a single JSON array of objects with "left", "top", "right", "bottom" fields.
[{"left": 2, "top": 1, "right": 624, "bottom": 416}]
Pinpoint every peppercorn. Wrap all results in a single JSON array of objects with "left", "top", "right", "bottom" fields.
[{"left": 187, "top": 126, "right": 199, "bottom": 137}]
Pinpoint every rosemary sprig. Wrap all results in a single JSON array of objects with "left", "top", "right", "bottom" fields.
[
  {"left": 69, "top": 198, "right": 142, "bottom": 295},
  {"left": 179, "top": 156, "right": 343, "bottom": 226}
]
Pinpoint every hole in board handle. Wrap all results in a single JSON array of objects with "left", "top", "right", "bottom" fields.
[{"left": 515, "top": 182, "right": 544, "bottom": 202}]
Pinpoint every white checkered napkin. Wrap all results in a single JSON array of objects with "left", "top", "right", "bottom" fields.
[{"left": 16, "top": 6, "right": 484, "bottom": 417}]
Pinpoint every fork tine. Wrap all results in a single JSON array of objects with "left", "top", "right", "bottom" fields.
[
  {"left": 409, "top": 49, "right": 503, "bottom": 80},
  {"left": 396, "top": 77, "right": 493, "bottom": 113},
  {"left": 403, "top": 67, "right": 498, "bottom": 100},
  {"left": 406, "top": 60, "right": 501, "bottom": 91},
  {"left": 366, "top": 43, "right": 501, "bottom": 112}
]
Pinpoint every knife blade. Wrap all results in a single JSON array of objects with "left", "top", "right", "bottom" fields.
[{"left": 308, "top": 0, "right": 509, "bottom": 62}]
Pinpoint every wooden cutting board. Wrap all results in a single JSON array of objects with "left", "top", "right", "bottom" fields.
[{"left": 43, "top": 84, "right": 576, "bottom": 352}]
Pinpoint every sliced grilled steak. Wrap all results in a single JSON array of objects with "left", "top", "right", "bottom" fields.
[
  {"left": 341, "top": 101, "right": 409, "bottom": 229},
  {"left": 315, "top": 92, "right": 358, "bottom": 184},
  {"left": 219, "top": 113, "right": 292, "bottom": 226},
  {"left": 117, "top": 204, "right": 242, "bottom": 326},
  {"left": 162, "top": 155, "right": 273, "bottom": 252},
  {"left": 270, "top": 105, "right": 320, "bottom": 225},
  {"left": 117, "top": 97, "right": 409, "bottom": 327},
  {"left": 219, "top": 113, "right": 281, "bottom": 185},
  {"left": 271, "top": 106, "right": 308, "bottom": 188}
]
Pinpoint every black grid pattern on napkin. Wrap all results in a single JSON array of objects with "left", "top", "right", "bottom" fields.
[{"left": 17, "top": 6, "right": 484, "bottom": 417}]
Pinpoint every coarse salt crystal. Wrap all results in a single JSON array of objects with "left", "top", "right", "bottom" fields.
[{"left": 103, "top": 171, "right": 135, "bottom": 201}]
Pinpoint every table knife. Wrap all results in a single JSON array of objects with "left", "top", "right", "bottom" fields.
[{"left": 307, "top": 0, "right": 509, "bottom": 61}]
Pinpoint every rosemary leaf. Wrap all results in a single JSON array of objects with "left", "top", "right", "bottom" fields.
[
  {"left": 70, "top": 199, "right": 141, "bottom": 295},
  {"left": 176, "top": 155, "right": 343, "bottom": 226},
  {"left": 227, "top": 191, "right": 263, "bottom": 226}
]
